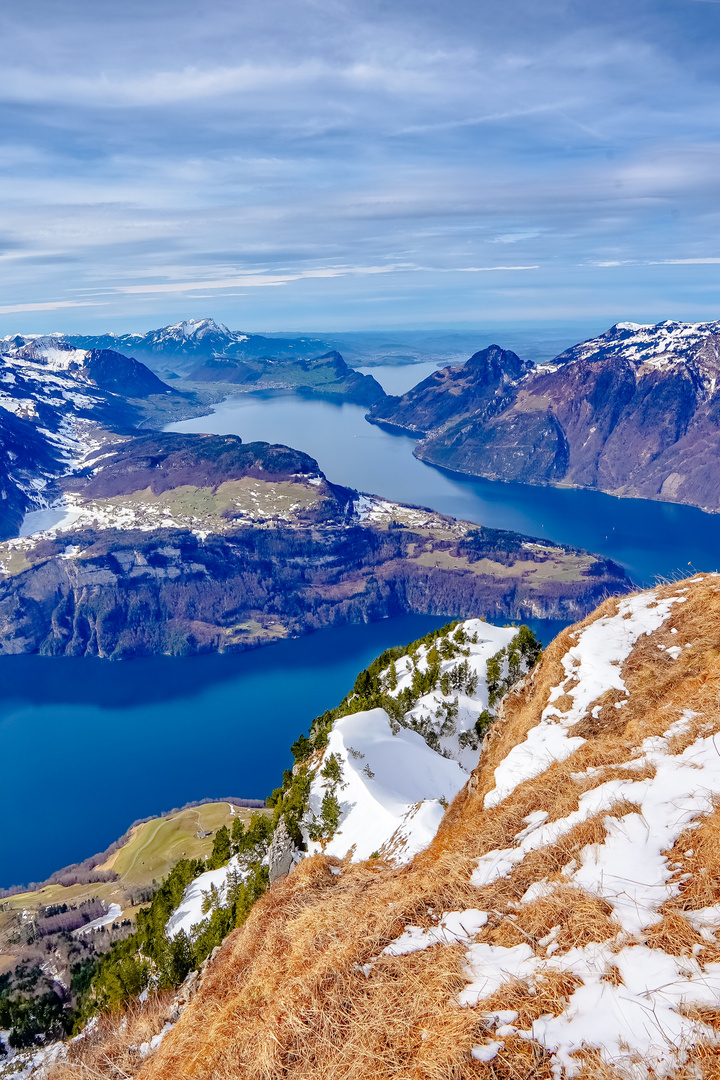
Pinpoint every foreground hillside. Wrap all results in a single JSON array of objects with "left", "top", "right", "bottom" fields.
[
  {"left": 368, "top": 321, "right": 720, "bottom": 512},
  {"left": 0, "top": 801, "right": 266, "bottom": 1060},
  {"left": 65, "top": 573, "right": 720, "bottom": 1080}
]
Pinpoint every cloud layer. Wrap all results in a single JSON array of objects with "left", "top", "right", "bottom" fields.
[{"left": 2, "top": 0, "right": 720, "bottom": 332}]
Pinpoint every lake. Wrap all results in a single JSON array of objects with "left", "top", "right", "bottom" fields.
[
  {"left": 1, "top": 611, "right": 565, "bottom": 888},
  {"left": 1, "top": 615, "right": 441, "bottom": 887},
  {"left": 168, "top": 383, "right": 720, "bottom": 586},
  {"left": 6, "top": 365, "right": 718, "bottom": 887}
]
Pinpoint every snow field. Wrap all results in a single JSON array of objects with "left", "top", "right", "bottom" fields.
[
  {"left": 374, "top": 583, "right": 720, "bottom": 1077},
  {"left": 305, "top": 620, "right": 518, "bottom": 863}
]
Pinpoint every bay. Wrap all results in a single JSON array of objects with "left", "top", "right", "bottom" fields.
[{"left": 168, "top": 389, "right": 720, "bottom": 585}]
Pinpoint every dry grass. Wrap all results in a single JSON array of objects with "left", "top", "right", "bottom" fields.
[
  {"left": 41, "top": 576, "right": 720, "bottom": 1080},
  {"left": 48, "top": 993, "right": 175, "bottom": 1080}
]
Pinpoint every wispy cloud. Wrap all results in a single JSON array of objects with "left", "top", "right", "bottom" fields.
[
  {"left": 3, "top": 0, "right": 720, "bottom": 330},
  {"left": 0, "top": 301, "right": 106, "bottom": 315}
]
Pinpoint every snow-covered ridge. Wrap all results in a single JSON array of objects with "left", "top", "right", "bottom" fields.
[
  {"left": 302, "top": 619, "right": 527, "bottom": 864},
  {"left": 553, "top": 318, "right": 720, "bottom": 380},
  {"left": 369, "top": 576, "right": 720, "bottom": 1077}
]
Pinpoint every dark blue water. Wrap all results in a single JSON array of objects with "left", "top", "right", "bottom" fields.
[
  {"left": 7, "top": 372, "right": 718, "bottom": 887},
  {"left": 0, "top": 615, "right": 442, "bottom": 887},
  {"left": 169, "top": 390, "right": 720, "bottom": 586}
]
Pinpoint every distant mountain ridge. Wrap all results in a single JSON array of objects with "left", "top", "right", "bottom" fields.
[
  {"left": 41, "top": 319, "right": 385, "bottom": 405},
  {"left": 60, "top": 317, "right": 334, "bottom": 370},
  {"left": 368, "top": 320, "right": 720, "bottom": 512}
]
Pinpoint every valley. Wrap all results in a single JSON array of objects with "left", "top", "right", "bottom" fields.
[{"left": 3, "top": 318, "right": 720, "bottom": 1079}]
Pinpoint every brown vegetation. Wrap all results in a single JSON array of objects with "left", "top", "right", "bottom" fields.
[{"left": 45, "top": 575, "right": 720, "bottom": 1080}]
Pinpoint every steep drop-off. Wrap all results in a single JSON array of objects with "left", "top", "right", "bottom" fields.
[
  {"left": 122, "top": 574, "right": 720, "bottom": 1080},
  {"left": 0, "top": 433, "right": 628, "bottom": 657}
]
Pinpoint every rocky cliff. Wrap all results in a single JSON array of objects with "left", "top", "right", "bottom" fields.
[
  {"left": 0, "top": 433, "right": 629, "bottom": 658},
  {"left": 368, "top": 322, "right": 720, "bottom": 512}
]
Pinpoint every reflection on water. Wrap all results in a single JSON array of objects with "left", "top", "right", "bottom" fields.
[{"left": 167, "top": 391, "right": 720, "bottom": 586}]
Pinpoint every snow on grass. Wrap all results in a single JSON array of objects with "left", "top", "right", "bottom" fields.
[
  {"left": 473, "top": 713, "right": 720, "bottom": 936},
  {"left": 483, "top": 591, "right": 686, "bottom": 810},
  {"left": 460, "top": 938, "right": 720, "bottom": 1078},
  {"left": 381, "top": 909, "right": 488, "bottom": 957},
  {"left": 305, "top": 621, "right": 518, "bottom": 863},
  {"left": 166, "top": 859, "right": 240, "bottom": 939}
]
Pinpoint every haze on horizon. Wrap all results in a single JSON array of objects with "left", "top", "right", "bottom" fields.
[{"left": 2, "top": 0, "right": 720, "bottom": 336}]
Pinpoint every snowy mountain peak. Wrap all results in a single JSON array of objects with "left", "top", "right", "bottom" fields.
[
  {"left": 162, "top": 318, "right": 234, "bottom": 340},
  {"left": 559, "top": 318, "right": 720, "bottom": 372}
]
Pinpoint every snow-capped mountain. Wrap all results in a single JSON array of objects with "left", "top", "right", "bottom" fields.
[
  {"left": 370, "top": 322, "right": 720, "bottom": 512},
  {"left": 0, "top": 336, "right": 179, "bottom": 538},
  {"left": 554, "top": 318, "right": 720, "bottom": 377},
  {"left": 61, "top": 318, "right": 333, "bottom": 372}
]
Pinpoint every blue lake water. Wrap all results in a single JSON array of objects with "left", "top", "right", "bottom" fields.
[
  {"left": 168, "top": 388, "right": 720, "bottom": 586},
  {"left": 5, "top": 370, "right": 719, "bottom": 887},
  {"left": 0, "top": 615, "right": 442, "bottom": 887},
  {"left": 1, "top": 611, "right": 564, "bottom": 888}
]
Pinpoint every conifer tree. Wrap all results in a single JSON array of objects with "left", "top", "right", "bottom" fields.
[{"left": 208, "top": 825, "right": 231, "bottom": 870}]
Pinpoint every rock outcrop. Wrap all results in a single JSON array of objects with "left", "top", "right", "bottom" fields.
[
  {"left": 368, "top": 321, "right": 720, "bottom": 512},
  {"left": 0, "top": 433, "right": 630, "bottom": 657}
]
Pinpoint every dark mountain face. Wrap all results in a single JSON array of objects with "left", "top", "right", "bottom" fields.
[
  {"left": 186, "top": 349, "right": 385, "bottom": 406},
  {"left": 81, "top": 349, "right": 176, "bottom": 399},
  {"left": 366, "top": 344, "right": 531, "bottom": 435},
  {"left": 370, "top": 322, "right": 720, "bottom": 512},
  {"left": 0, "top": 339, "right": 197, "bottom": 539},
  {"left": 72, "top": 434, "right": 324, "bottom": 500}
]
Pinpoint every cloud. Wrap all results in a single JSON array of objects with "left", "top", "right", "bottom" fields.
[
  {"left": 3, "top": 0, "right": 720, "bottom": 329},
  {"left": 0, "top": 301, "right": 106, "bottom": 315}
]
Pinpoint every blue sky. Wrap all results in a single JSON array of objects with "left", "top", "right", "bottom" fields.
[{"left": 3, "top": 0, "right": 720, "bottom": 335}]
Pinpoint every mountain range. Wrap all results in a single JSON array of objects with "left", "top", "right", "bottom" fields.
[
  {"left": 34, "top": 319, "right": 386, "bottom": 406},
  {"left": 368, "top": 320, "right": 720, "bottom": 513},
  {"left": 61, "top": 318, "right": 332, "bottom": 371}
]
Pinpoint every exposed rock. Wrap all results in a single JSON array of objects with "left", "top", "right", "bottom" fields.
[{"left": 268, "top": 819, "right": 296, "bottom": 883}]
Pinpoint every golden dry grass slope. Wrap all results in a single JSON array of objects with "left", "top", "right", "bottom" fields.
[{"left": 52, "top": 575, "right": 720, "bottom": 1080}]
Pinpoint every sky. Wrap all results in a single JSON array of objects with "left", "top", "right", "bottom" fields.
[{"left": 3, "top": 0, "right": 720, "bottom": 335}]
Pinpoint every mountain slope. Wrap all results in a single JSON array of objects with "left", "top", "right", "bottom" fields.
[
  {"left": 0, "top": 434, "right": 629, "bottom": 657},
  {"left": 367, "top": 344, "right": 531, "bottom": 435},
  {"left": 0, "top": 337, "right": 195, "bottom": 540},
  {"left": 370, "top": 321, "right": 720, "bottom": 512},
  {"left": 123, "top": 573, "right": 720, "bottom": 1080},
  {"left": 186, "top": 349, "right": 385, "bottom": 406}
]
